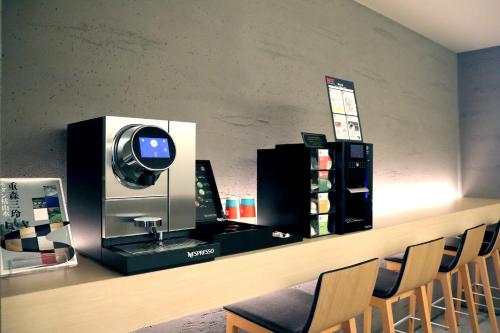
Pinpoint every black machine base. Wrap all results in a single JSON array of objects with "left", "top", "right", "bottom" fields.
[
  {"left": 100, "top": 237, "right": 220, "bottom": 275},
  {"left": 193, "top": 221, "right": 302, "bottom": 256}
]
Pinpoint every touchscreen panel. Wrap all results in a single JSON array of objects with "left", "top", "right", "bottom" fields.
[{"left": 139, "top": 137, "right": 170, "bottom": 158}]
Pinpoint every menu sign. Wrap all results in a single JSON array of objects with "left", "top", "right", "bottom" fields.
[{"left": 326, "top": 76, "right": 363, "bottom": 142}]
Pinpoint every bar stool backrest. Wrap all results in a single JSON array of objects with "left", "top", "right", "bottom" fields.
[
  {"left": 303, "top": 258, "right": 379, "bottom": 333},
  {"left": 455, "top": 224, "right": 486, "bottom": 267},
  {"left": 487, "top": 221, "right": 500, "bottom": 253},
  {"left": 395, "top": 237, "right": 445, "bottom": 295}
]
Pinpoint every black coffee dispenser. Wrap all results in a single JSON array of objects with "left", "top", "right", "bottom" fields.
[
  {"left": 257, "top": 142, "right": 372, "bottom": 237},
  {"left": 333, "top": 142, "right": 373, "bottom": 234}
]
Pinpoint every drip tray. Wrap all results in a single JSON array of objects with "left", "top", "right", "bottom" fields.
[
  {"left": 193, "top": 221, "right": 272, "bottom": 256},
  {"left": 114, "top": 238, "right": 207, "bottom": 255},
  {"left": 102, "top": 237, "right": 220, "bottom": 275}
]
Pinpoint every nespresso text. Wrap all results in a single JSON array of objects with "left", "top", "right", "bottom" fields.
[{"left": 187, "top": 248, "right": 215, "bottom": 258}]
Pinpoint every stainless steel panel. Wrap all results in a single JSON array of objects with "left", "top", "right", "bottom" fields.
[
  {"left": 168, "top": 121, "right": 196, "bottom": 231},
  {"left": 103, "top": 197, "right": 169, "bottom": 238},
  {"left": 104, "top": 116, "right": 169, "bottom": 199}
]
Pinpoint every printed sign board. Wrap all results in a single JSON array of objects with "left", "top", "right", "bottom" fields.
[{"left": 326, "top": 76, "right": 363, "bottom": 142}]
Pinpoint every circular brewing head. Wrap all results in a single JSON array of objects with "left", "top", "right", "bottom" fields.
[{"left": 112, "top": 125, "right": 176, "bottom": 188}]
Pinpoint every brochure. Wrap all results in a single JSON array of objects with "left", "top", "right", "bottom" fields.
[
  {"left": 347, "top": 115, "right": 362, "bottom": 141},
  {"left": 329, "top": 87, "right": 345, "bottom": 114},
  {"left": 0, "top": 178, "right": 77, "bottom": 276},
  {"left": 342, "top": 90, "right": 358, "bottom": 116},
  {"left": 333, "top": 114, "right": 349, "bottom": 140}
]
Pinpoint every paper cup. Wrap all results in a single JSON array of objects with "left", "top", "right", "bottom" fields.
[
  {"left": 225, "top": 197, "right": 240, "bottom": 219},
  {"left": 240, "top": 196, "right": 256, "bottom": 218}
]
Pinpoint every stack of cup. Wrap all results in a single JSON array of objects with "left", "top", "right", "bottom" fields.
[
  {"left": 240, "top": 196, "right": 256, "bottom": 221},
  {"left": 225, "top": 197, "right": 240, "bottom": 219},
  {"left": 224, "top": 196, "right": 257, "bottom": 223}
]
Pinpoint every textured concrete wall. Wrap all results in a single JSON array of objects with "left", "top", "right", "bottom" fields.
[
  {"left": 1, "top": 0, "right": 459, "bottom": 214},
  {"left": 459, "top": 46, "right": 500, "bottom": 198},
  {"left": 0, "top": 1, "right": 3, "bottom": 177}
]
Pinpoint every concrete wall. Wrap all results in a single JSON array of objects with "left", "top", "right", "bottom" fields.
[
  {"left": 459, "top": 46, "right": 500, "bottom": 198},
  {"left": 0, "top": 1, "right": 2, "bottom": 177},
  {"left": 1, "top": 0, "right": 459, "bottom": 215}
]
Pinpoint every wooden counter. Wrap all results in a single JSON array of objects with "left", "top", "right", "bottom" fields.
[{"left": 1, "top": 197, "right": 500, "bottom": 333}]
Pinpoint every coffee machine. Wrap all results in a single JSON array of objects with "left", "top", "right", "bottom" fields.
[
  {"left": 333, "top": 142, "right": 373, "bottom": 234},
  {"left": 67, "top": 116, "right": 219, "bottom": 274},
  {"left": 257, "top": 141, "right": 372, "bottom": 237}
]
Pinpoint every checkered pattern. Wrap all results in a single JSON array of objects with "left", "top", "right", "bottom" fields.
[{"left": 1, "top": 221, "right": 75, "bottom": 265}]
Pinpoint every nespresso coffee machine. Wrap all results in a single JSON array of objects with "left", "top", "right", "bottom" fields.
[
  {"left": 257, "top": 141, "right": 372, "bottom": 237},
  {"left": 67, "top": 116, "right": 219, "bottom": 274}
]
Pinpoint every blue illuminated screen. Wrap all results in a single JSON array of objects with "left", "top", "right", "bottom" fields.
[{"left": 139, "top": 137, "right": 170, "bottom": 158}]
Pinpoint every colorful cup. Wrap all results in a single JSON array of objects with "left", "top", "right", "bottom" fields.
[
  {"left": 240, "top": 196, "right": 256, "bottom": 218},
  {"left": 318, "top": 178, "right": 332, "bottom": 192},
  {"left": 225, "top": 197, "right": 240, "bottom": 219},
  {"left": 318, "top": 215, "right": 329, "bottom": 235},
  {"left": 318, "top": 193, "right": 330, "bottom": 213},
  {"left": 318, "top": 149, "right": 332, "bottom": 170}
]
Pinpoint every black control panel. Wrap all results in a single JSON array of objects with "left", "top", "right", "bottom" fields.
[{"left": 348, "top": 161, "right": 367, "bottom": 168}]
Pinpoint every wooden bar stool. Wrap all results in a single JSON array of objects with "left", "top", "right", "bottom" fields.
[
  {"left": 224, "top": 258, "right": 379, "bottom": 333},
  {"left": 365, "top": 237, "right": 445, "bottom": 333},
  {"left": 446, "top": 221, "right": 500, "bottom": 333},
  {"left": 386, "top": 224, "right": 486, "bottom": 333}
]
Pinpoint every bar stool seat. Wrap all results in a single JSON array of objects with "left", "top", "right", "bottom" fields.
[
  {"left": 366, "top": 238, "right": 446, "bottom": 333},
  {"left": 373, "top": 268, "right": 399, "bottom": 298},
  {"left": 442, "top": 221, "right": 500, "bottom": 333},
  {"left": 225, "top": 288, "right": 313, "bottom": 333},
  {"left": 441, "top": 223, "right": 499, "bottom": 276},
  {"left": 386, "top": 253, "right": 457, "bottom": 272},
  {"left": 444, "top": 236, "right": 491, "bottom": 255},
  {"left": 225, "top": 258, "right": 380, "bottom": 333},
  {"left": 443, "top": 223, "right": 495, "bottom": 250},
  {"left": 385, "top": 224, "right": 487, "bottom": 333}
]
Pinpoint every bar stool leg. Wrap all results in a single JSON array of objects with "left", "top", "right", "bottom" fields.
[
  {"left": 342, "top": 318, "right": 357, "bottom": 333},
  {"left": 416, "top": 286, "right": 432, "bottom": 333},
  {"left": 460, "top": 265, "right": 480, "bottom": 333},
  {"left": 380, "top": 301, "right": 395, "bottom": 333},
  {"left": 408, "top": 294, "right": 416, "bottom": 333},
  {"left": 438, "top": 273, "right": 458, "bottom": 333},
  {"left": 477, "top": 256, "right": 499, "bottom": 333},
  {"left": 225, "top": 312, "right": 239, "bottom": 333},
  {"left": 493, "top": 250, "right": 500, "bottom": 288},
  {"left": 226, "top": 325, "right": 238, "bottom": 333},
  {"left": 225, "top": 312, "right": 273, "bottom": 333},
  {"left": 426, "top": 281, "right": 433, "bottom": 310},
  {"left": 473, "top": 262, "right": 481, "bottom": 312},
  {"left": 363, "top": 306, "right": 372, "bottom": 333},
  {"left": 455, "top": 271, "right": 462, "bottom": 324}
]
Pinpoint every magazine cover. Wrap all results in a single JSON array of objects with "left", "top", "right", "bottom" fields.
[{"left": 0, "top": 178, "right": 77, "bottom": 276}]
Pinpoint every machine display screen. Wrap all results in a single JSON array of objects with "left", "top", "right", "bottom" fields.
[
  {"left": 139, "top": 137, "right": 170, "bottom": 158},
  {"left": 350, "top": 144, "right": 364, "bottom": 159}
]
